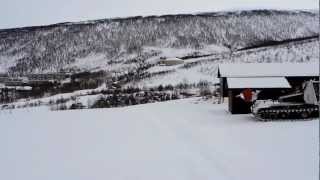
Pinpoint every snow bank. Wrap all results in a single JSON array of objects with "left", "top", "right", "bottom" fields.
[{"left": 0, "top": 98, "right": 317, "bottom": 180}]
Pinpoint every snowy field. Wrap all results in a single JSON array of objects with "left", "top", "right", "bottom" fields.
[{"left": 0, "top": 98, "right": 318, "bottom": 180}]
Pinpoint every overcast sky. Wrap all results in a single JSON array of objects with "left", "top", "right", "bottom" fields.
[{"left": 1, "top": 0, "right": 319, "bottom": 29}]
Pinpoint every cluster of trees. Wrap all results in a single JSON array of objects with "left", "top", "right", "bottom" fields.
[
  {"left": 0, "top": 100, "right": 43, "bottom": 110},
  {"left": 52, "top": 79, "right": 212, "bottom": 111},
  {"left": 50, "top": 90, "right": 181, "bottom": 111},
  {"left": 90, "top": 91, "right": 180, "bottom": 109}
]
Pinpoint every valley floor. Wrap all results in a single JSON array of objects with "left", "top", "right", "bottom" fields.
[{"left": 0, "top": 98, "right": 318, "bottom": 180}]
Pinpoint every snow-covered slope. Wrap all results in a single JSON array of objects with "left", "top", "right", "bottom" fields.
[
  {"left": 0, "top": 10, "right": 318, "bottom": 75},
  {"left": 129, "top": 37, "right": 318, "bottom": 87},
  {"left": 0, "top": 98, "right": 318, "bottom": 180}
]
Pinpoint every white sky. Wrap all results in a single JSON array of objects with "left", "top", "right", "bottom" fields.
[{"left": 1, "top": 0, "right": 319, "bottom": 29}]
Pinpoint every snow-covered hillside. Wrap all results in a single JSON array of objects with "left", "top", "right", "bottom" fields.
[
  {"left": 128, "top": 37, "right": 318, "bottom": 87},
  {"left": 0, "top": 10, "right": 318, "bottom": 75},
  {"left": 0, "top": 98, "right": 318, "bottom": 180}
]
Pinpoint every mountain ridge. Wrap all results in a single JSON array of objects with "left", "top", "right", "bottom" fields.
[
  {"left": 0, "top": 9, "right": 317, "bottom": 31},
  {"left": 0, "top": 9, "right": 318, "bottom": 75}
]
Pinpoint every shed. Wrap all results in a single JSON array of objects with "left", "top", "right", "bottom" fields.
[{"left": 217, "top": 62, "right": 319, "bottom": 114}]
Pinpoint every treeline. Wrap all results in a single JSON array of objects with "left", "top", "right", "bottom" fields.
[
  {"left": 0, "top": 77, "right": 213, "bottom": 111},
  {"left": 51, "top": 90, "right": 182, "bottom": 111},
  {"left": 52, "top": 80, "right": 212, "bottom": 111}
]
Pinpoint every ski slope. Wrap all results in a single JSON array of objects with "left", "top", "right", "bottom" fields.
[{"left": 0, "top": 98, "right": 318, "bottom": 180}]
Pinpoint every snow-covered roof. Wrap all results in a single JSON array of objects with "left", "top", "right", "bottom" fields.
[
  {"left": 227, "top": 77, "right": 291, "bottom": 89},
  {"left": 218, "top": 63, "right": 319, "bottom": 78}
]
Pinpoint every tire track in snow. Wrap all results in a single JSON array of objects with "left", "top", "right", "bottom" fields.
[{"left": 149, "top": 111, "right": 235, "bottom": 180}]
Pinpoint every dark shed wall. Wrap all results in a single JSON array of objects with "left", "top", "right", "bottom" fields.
[
  {"left": 228, "top": 88, "right": 290, "bottom": 114},
  {"left": 228, "top": 90, "right": 253, "bottom": 114},
  {"left": 257, "top": 89, "right": 289, "bottom": 100},
  {"left": 287, "top": 76, "right": 319, "bottom": 89},
  {"left": 220, "top": 77, "right": 228, "bottom": 97}
]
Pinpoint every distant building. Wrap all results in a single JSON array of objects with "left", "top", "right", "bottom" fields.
[
  {"left": 217, "top": 63, "right": 319, "bottom": 114},
  {"left": 159, "top": 57, "right": 184, "bottom": 66},
  {"left": 0, "top": 85, "right": 32, "bottom": 103},
  {"left": 26, "top": 73, "right": 70, "bottom": 81}
]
